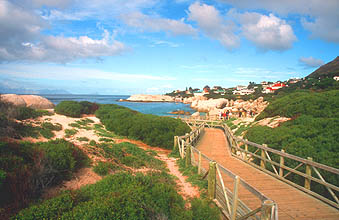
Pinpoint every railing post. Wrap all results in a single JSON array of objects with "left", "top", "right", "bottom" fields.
[
  {"left": 261, "top": 144, "right": 267, "bottom": 169},
  {"left": 198, "top": 151, "right": 202, "bottom": 175},
  {"left": 244, "top": 139, "right": 249, "bottom": 161},
  {"left": 231, "top": 176, "right": 240, "bottom": 220},
  {"left": 173, "top": 136, "right": 178, "bottom": 151},
  {"left": 279, "top": 149, "right": 285, "bottom": 177},
  {"left": 181, "top": 139, "right": 185, "bottom": 158},
  {"left": 208, "top": 161, "right": 217, "bottom": 200},
  {"left": 185, "top": 145, "right": 191, "bottom": 167},
  {"left": 305, "top": 157, "right": 313, "bottom": 190},
  {"left": 261, "top": 200, "right": 274, "bottom": 220}
]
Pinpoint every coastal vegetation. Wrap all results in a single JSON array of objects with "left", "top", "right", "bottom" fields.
[
  {"left": 55, "top": 101, "right": 98, "bottom": 118},
  {"left": 95, "top": 104, "right": 191, "bottom": 149},
  {"left": 0, "top": 139, "right": 89, "bottom": 218},
  {"left": 15, "top": 172, "right": 219, "bottom": 220}
]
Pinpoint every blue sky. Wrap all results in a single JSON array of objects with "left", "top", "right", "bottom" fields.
[{"left": 0, "top": 0, "right": 338, "bottom": 95}]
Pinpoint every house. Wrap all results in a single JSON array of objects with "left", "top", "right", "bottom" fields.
[
  {"left": 288, "top": 77, "right": 301, "bottom": 84},
  {"left": 212, "top": 86, "right": 222, "bottom": 90},
  {"left": 233, "top": 89, "right": 255, "bottom": 95},
  {"left": 236, "top": 85, "right": 247, "bottom": 91},
  {"left": 263, "top": 83, "right": 286, "bottom": 93},
  {"left": 203, "top": 85, "right": 210, "bottom": 94}
]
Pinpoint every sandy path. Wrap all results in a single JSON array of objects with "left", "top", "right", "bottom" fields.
[
  {"left": 115, "top": 139, "right": 200, "bottom": 200},
  {"left": 33, "top": 114, "right": 199, "bottom": 200}
]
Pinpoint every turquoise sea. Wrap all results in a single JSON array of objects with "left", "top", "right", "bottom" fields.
[{"left": 41, "top": 94, "right": 194, "bottom": 116}]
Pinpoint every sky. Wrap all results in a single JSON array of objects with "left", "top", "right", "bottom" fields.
[{"left": 0, "top": 0, "right": 338, "bottom": 95}]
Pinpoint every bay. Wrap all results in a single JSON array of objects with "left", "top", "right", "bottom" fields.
[{"left": 40, "top": 94, "right": 194, "bottom": 116}]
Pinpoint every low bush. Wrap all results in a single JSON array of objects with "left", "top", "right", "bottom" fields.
[
  {"left": 0, "top": 139, "right": 89, "bottom": 217},
  {"left": 76, "top": 137, "right": 89, "bottom": 142},
  {"left": 15, "top": 172, "right": 220, "bottom": 219},
  {"left": 93, "top": 161, "right": 119, "bottom": 176},
  {"left": 55, "top": 101, "right": 99, "bottom": 118},
  {"left": 55, "top": 101, "right": 83, "bottom": 117},
  {"left": 64, "top": 129, "right": 78, "bottom": 138},
  {"left": 95, "top": 104, "right": 191, "bottom": 149}
]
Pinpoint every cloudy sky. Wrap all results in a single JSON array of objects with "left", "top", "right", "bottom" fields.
[{"left": 0, "top": 0, "right": 338, "bottom": 94}]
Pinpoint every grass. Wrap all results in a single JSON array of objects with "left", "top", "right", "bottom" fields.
[
  {"left": 93, "top": 124, "right": 123, "bottom": 139},
  {"left": 93, "top": 161, "right": 120, "bottom": 176},
  {"left": 98, "top": 137, "right": 115, "bottom": 143}
]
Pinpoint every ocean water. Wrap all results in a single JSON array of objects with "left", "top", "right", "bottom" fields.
[{"left": 41, "top": 94, "right": 194, "bottom": 116}]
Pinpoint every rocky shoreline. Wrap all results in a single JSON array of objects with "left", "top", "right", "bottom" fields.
[{"left": 126, "top": 94, "right": 268, "bottom": 118}]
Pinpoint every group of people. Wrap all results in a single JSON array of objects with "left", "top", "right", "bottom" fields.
[
  {"left": 218, "top": 108, "right": 256, "bottom": 120},
  {"left": 219, "top": 110, "right": 231, "bottom": 120}
]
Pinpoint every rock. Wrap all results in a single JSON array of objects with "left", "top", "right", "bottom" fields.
[
  {"left": 127, "top": 94, "right": 174, "bottom": 102},
  {"left": 191, "top": 112, "right": 200, "bottom": 117},
  {"left": 20, "top": 95, "right": 55, "bottom": 109},
  {"left": 257, "top": 117, "right": 291, "bottom": 128},
  {"left": 0, "top": 94, "right": 54, "bottom": 109},
  {"left": 0, "top": 94, "right": 26, "bottom": 107},
  {"left": 170, "top": 110, "right": 191, "bottom": 115}
]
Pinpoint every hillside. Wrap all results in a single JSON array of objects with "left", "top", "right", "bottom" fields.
[{"left": 307, "top": 56, "right": 339, "bottom": 79}]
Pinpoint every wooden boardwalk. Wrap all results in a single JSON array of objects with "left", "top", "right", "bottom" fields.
[{"left": 196, "top": 128, "right": 339, "bottom": 220}]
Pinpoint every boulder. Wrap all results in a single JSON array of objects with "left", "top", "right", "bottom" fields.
[
  {"left": 191, "top": 112, "right": 200, "bottom": 117},
  {"left": 0, "top": 94, "right": 54, "bottom": 109},
  {"left": 20, "top": 95, "right": 55, "bottom": 109},
  {"left": 0, "top": 94, "right": 26, "bottom": 107}
]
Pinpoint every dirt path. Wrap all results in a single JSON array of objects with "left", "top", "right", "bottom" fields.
[
  {"left": 116, "top": 139, "right": 200, "bottom": 200},
  {"left": 35, "top": 114, "right": 199, "bottom": 201}
]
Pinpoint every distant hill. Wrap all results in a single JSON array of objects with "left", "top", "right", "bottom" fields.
[{"left": 307, "top": 56, "right": 339, "bottom": 79}]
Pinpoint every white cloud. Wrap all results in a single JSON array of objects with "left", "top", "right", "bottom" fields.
[
  {"left": 121, "top": 12, "right": 197, "bottom": 36},
  {"left": 188, "top": 2, "right": 239, "bottom": 50},
  {"left": 151, "top": 40, "right": 180, "bottom": 48},
  {"left": 236, "top": 12, "right": 297, "bottom": 51},
  {"left": 299, "top": 56, "right": 324, "bottom": 68},
  {"left": 0, "top": 1, "right": 126, "bottom": 63},
  {"left": 218, "top": 0, "right": 339, "bottom": 43}
]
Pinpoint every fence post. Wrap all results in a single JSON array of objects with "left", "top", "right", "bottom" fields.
[
  {"left": 173, "top": 136, "right": 178, "bottom": 151},
  {"left": 261, "top": 200, "right": 274, "bottom": 220},
  {"left": 261, "top": 144, "right": 267, "bottom": 169},
  {"left": 198, "top": 151, "right": 202, "bottom": 175},
  {"left": 244, "top": 139, "right": 249, "bottom": 161},
  {"left": 208, "top": 161, "right": 217, "bottom": 200},
  {"left": 181, "top": 139, "right": 185, "bottom": 158},
  {"left": 231, "top": 176, "right": 240, "bottom": 220},
  {"left": 279, "top": 149, "right": 285, "bottom": 177},
  {"left": 305, "top": 157, "right": 313, "bottom": 190},
  {"left": 185, "top": 145, "right": 191, "bottom": 167}
]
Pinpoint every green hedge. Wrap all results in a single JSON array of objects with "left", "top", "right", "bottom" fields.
[
  {"left": 0, "top": 139, "right": 89, "bottom": 213},
  {"left": 15, "top": 172, "right": 220, "bottom": 220},
  {"left": 55, "top": 101, "right": 99, "bottom": 118},
  {"left": 95, "top": 104, "right": 191, "bottom": 149}
]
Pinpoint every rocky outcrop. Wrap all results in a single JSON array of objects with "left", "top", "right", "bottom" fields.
[
  {"left": 126, "top": 94, "right": 175, "bottom": 102},
  {"left": 170, "top": 110, "right": 191, "bottom": 115},
  {"left": 257, "top": 117, "right": 291, "bottom": 128},
  {"left": 0, "top": 94, "right": 54, "bottom": 109},
  {"left": 0, "top": 94, "right": 26, "bottom": 107}
]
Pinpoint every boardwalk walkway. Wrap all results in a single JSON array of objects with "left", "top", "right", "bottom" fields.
[{"left": 196, "top": 128, "right": 339, "bottom": 220}]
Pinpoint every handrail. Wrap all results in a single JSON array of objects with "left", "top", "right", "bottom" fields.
[
  {"left": 181, "top": 118, "right": 339, "bottom": 209},
  {"left": 174, "top": 122, "right": 278, "bottom": 220}
]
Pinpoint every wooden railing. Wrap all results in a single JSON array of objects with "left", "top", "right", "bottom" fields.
[
  {"left": 181, "top": 118, "right": 339, "bottom": 209},
  {"left": 174, "top": 123, "right": 278, "bottom": 220}
]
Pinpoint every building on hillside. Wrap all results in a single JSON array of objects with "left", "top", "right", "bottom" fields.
[
  {"left": 203, "top": 85, "right": 210, "bottom": 94},
  {"left": 334, "top": 76, "right": 339, "bottom": 81},
  {"left": 288, "top": 77, "right": 301, "bottom": 84},
  {"left": 212, "top": 86, "right": 222, "bottom": 90},
  {"left": 236, "top": 85, "right": 247, "bottom": 91},
  {"left": 263, "top": 83, "right": 286, "bottom": 93},
  {"left": 233, "top": 89, "right": 255, "bottom": 95}
]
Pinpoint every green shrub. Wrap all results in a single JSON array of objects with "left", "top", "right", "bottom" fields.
[
  {"left": 89, "top": 140, "right": 96, "bottom": 146},
  {"left": 65, "top": 129, "right": 78, "bottom": 138},
  {"left": 76, "top": 137, "right": 89, "bottom": 142},
  {"left": 16, "top": 107, "right": 42, "bottom": 120},
  {"left": 191, "top": 198, "right": 220, "bottom": 220},
  {"left": 0, "top": 139, "right": 89, "bottom": 215},
  {"left": 92, "top": 161, "right": 119, "bottom": 176},
  {"left": 95, "top": 104, "right": 191, "bottom": 149},
  {"left": 15, "top": 172, "right": 219, "bottom": 220},
  {"left": 55, "top": 101, "right": 99, "bottom": 118},
  {"left": 55, "top": 101, "right": 83, "bottom": 118},
  {"left": 42, "top": 122, "right": 62, "bottom": 131},
  {"left": 40, "top": 128, "right": 54, "bottom": 139}
]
